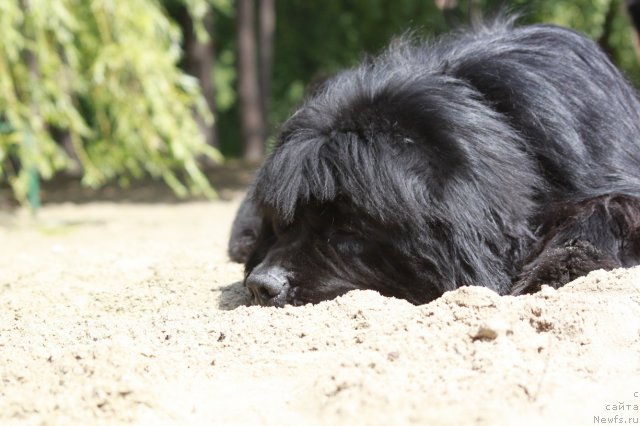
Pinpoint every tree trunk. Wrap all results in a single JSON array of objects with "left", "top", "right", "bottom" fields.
[
  {"left": 598, "top": 0, "right": 618, "bottom": 59},
  {"left": 435, "top": 0, "right": 459, "bottom": 27},
  {"left": 176, "top": 5, "right": 219, "bottom": 149},
  {"left": 237, "top": 0, "right": 265, "bottom": 162},
  {"left": 468, "top": 0, "right": 482, "bottom": 28},
  {"left": 23, "top": 0, "right": 41, "bottom": 212},
  {"left": 259, "top": 0, "right": 275, "bottom": 143},
  {"left": 626, "top": 0, "right": 640, "bottom": 61}
]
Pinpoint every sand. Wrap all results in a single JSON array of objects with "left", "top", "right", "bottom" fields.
[{"left": 1, "top": 191, "right": 639, "bottom": 425}]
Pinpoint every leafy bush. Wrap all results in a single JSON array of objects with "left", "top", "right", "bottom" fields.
[{"left": 0, "top": 0, "right": 220, "bottom": 204}]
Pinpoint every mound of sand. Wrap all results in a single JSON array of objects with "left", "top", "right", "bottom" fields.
[{"left": 1, "top": 194, "right": 638, "bottom": 425}]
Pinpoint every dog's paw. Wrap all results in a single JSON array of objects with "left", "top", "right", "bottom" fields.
[{"left": 512, "top": 240, "right": 619, "bottom": 294}]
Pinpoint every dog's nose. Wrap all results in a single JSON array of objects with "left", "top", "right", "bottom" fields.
[{"left": 245, "top": 265, "right": 290, "bottom": 307}]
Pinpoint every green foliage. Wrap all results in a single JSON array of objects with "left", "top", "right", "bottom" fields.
[
  {"left": 3, "top": 0, "right": 639, "bottom": 199},
  {"left": 515, "top": 0, "right": 612, "bottom": 37},
  {"left": 213, "top": 0, "right": 640, "bottom": 157},
  {"left": 0, "top": 0, "right": 221, "bottom": 204},
  {"left": 211, "top": 0, "right": 449, "bottom": 153},
  {"left": 214, "top": 49, "right": 237, "bottom": 112},
  {"left": 269, "top": 0, "right": 447, "bottom": 127},
  {"left": 516, "top": 0, "right": 640, "bottom": 83}
]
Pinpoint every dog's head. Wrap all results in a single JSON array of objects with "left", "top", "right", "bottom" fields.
[
  {"left": 243, "top": 197, "right": 445, "bottom": 306},
  {"left": 233, "top": 48, "right": 538, "bottom": 306}
]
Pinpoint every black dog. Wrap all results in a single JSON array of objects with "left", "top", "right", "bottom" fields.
[{"left": 229, "top": 19, "right": 640, "bottom": 306}]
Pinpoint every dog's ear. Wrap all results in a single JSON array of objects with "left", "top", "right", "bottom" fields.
[{"left": 228, "top": 194, "right": 262, "bottom": 263}]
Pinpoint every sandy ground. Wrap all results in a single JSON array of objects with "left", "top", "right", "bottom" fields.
[{"left": 1, "top": 188, "right": 639, "bottom": 425}]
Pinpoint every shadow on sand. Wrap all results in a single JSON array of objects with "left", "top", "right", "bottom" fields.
[{"left": 217, "top": 281, "right": 252, "bottom": 310}]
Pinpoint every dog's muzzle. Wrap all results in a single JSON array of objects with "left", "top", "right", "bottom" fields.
[{"left": 245, "top": 265, "right": 290, "bottom": 307}]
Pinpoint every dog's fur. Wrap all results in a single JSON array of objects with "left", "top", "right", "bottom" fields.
[{"left": 229, "top": 19, "right": 640, "bottom": 306}]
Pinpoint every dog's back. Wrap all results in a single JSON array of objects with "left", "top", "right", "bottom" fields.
[{"left": 368, "top": 21, "right": 640, "bottom": 199}]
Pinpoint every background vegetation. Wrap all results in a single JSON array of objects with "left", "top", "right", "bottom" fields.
[{"left": 1, "top": 0, "right": 638, "bottom": 207}]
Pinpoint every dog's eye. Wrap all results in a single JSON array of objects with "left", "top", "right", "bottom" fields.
[{"left": 328, "top": 231, "right": 364, "bottom": 256}]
